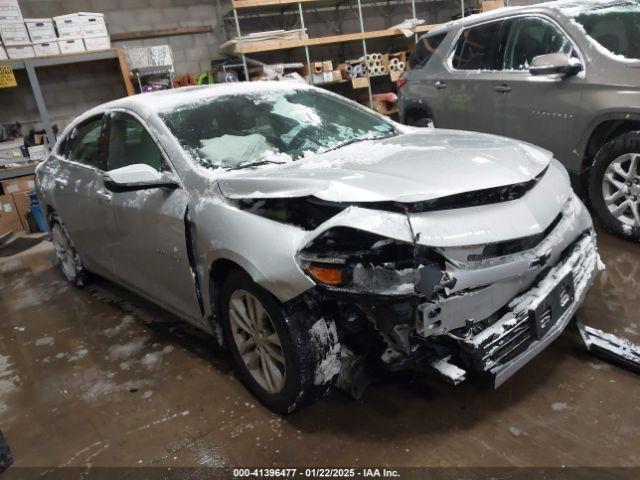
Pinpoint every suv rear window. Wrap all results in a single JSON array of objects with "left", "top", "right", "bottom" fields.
[
  {"left": 452, "top": 20, "right": 505, "bottom": 70},
  {"left": 409, "top": 32, "right": 447, "bottom": 68}
]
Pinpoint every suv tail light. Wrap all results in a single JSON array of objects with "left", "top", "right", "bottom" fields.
[{"left": 396, "top": 77, "right": 408, "bottom": 89}]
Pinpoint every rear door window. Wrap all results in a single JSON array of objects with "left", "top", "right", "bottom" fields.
[
  {"left": 106, "top": 112, "right": 168, "bottom": 172},
  {"left": 503, "top": 16, "right": 574, "bottom": 70},
  {"left": 64, "top": 116, "right": 107, "bottom": 170},
  {"left": 409, "top": 32, "right": 448, "bottom": 68},
  {"left": 451, "top": 20, "right": 506, "bottom": 70}
]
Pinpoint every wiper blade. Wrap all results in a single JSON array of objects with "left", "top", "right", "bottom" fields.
[
  {"left": 227, "top": 160, "right": 285, "bottom": 171},
  {"left": 321, "top": 133, "right": 397, "bottom": 154}
]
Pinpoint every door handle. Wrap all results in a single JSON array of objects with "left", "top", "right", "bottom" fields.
[
  {"left": 494, "top": 84, "right": 512, "bottom": 94},
  {"left": 54, "top": 177, "right": 68, "bottom": 187},
  {"left": 96, "top": 190, "right": 112, "bottom": 203},
  {"left": 435, "top": 80, "right": 447, "bottom": 90}
]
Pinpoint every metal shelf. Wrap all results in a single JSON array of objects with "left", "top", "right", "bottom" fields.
[{"left": 1, "top": 48, "right": 134, "bottom": 147}]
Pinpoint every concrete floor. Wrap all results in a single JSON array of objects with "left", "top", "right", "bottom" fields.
[{"left": 0, "top": 227, "right": 639, "bottom": 470}]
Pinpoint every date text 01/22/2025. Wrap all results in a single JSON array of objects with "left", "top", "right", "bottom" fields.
[{"left": 233, "top": 468, "right": 401, "bottom": 478}]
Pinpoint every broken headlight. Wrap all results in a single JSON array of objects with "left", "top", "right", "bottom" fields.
[{"left": 297, "top": 227, "right": 446, "bottom": 297}]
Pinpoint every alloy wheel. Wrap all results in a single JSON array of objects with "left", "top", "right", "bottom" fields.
[
  {"left": 601, "top": 153, "right": 640, "bottom": 228},
  {"left": 51, "top": 224, "right": 78, "bottom": 281},
  {"left": 228, "top": 289, "right": 286, "bottom": 394}
]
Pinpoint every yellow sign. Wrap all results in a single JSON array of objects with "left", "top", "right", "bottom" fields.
[{"left": 0, "top": 65, "right": 17, "bottom": 88}]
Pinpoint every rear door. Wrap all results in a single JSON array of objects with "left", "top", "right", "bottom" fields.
[
  {"left": 102, "top": 110, "right": 202, "bottom": 322},
  {"left": 51, "top": 115, "right": 117, "bottom": 277},
  {"left": 493, "top": 15, "right": 584, "bottom": 154},
  {"left": 437, "top": 19, "right": 510, "bottom": 133}
]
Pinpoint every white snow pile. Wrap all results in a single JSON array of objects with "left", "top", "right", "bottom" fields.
[
  {"left": 309, "top": 318, "right": 341, "bottom": 386},
  {"left": 430, "top": 356, "right": 466, "bottom": 384}
]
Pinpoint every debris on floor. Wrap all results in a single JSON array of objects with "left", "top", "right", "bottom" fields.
[{"left": 577, "top": 321, "right": 640, "bottom": 375}]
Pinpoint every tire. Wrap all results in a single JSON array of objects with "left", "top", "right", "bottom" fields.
[
  {"left": 407, "top": 112, "right": 434, "bottom": 128},
  {"left": 588, "top": 131, "right": 640, "bottom": 242},
  {"left": 50, "top": 217, "right": 85, "bottom": 285},
  {"left": 220, "top": 270, "right": 340, "bottom": 413}
]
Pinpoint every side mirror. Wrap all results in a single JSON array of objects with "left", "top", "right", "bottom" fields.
[
  {"left": 103, "top": 164, "right": 179, "bottom": 193},
  {"left": 529, "top": 53, "right": 582, "bottom": 78}
]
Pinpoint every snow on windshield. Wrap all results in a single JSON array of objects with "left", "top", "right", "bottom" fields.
[
  {"left": 559, "top": 1, "right": 640, "bottom": 62},
  {"left": 160, "top": 89, "right": 395, "bottom": 170}
]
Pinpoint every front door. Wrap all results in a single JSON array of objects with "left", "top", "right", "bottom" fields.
[
  {"left": 102, "top": 110, "right": 202, "bottom": 323},
  {"left": 493, "top": 15, "right": 585, "bottom": 156}
]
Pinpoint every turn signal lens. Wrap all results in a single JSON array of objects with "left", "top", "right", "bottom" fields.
[
  {"left": 396, "top": 77, "right": 408, "bottom": 89},
  {"left": 307, "top": 263, "right": 345, "bottom": 286}
]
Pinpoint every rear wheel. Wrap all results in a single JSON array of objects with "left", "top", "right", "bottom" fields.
[
  {"left": 588, "top": 132, "right": 640, "bottom": 242},
  {"left": 220, "top": 270, "right": 339, "bottom": 413},
  {"left": 50, "top": 219, "right": 85, "bottom": 285},
  {"left": 407, "top": 111, "right": 434, "bottom": 128}
]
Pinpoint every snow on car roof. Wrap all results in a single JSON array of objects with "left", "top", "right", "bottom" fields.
[{"left": 93, "top": 81, "right": 312, "bottom": 116}]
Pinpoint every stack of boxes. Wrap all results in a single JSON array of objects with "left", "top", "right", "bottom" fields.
[
  {"left": 0, "top": 0, "right": 111, "bottom": 60},
  {"left": 0, "top": 174, "right": 36, "bottom": 236}
]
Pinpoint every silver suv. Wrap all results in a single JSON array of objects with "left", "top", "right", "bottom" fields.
[{"left": 398, "top": 0, "right": 640, "bottom": 242}]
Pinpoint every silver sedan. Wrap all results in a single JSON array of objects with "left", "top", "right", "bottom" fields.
[{"left": 36, "top": 82, "right": 600, "bottom": 413}]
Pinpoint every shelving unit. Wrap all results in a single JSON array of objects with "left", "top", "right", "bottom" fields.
[
  {"left": 226, "top": 0, "right": 447, "bottom": 106},
  {"left": 2, "top": 48, "right": 134, "bottom": 147}
]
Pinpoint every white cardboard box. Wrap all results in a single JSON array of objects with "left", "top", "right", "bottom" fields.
[
  {"left": 83, "top": 36, "right": 110, "bottom": 51},
  {"left": 0, "top": 0, "right": 22, "bottom": 24},
  {"left": 54, "top": 13, "right": 83, "bottom": 38},
  {"left": 25, "top": 18, "right": 57, "bottom": 42},
  {"left": 33, "top": 40, "right": 61, "bottom": 57},
  {"left": 0, "top": 22, "right": 30, "bottom": 45},
  {"left": 79, "top": 12, "right": 108, "bottom": 38},
  {"left": 58, "top": 37, "right": 85, "bottom": 55},
  {"left": 27, "top": 145, "right": 48, "bottom": 161},
  {"left": 6, "top": 44, "right": 35, "bottom": 59},
  {"left": 0, "top": 45, "right": 7, "bottom": 60}
]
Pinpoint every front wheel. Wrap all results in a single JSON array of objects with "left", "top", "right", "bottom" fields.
[
  {"left": 220, "top": 270, "right": 340, "bottom": 413},
  {"left": 588, "top": 132, "right": 640, "bottom": 242}
]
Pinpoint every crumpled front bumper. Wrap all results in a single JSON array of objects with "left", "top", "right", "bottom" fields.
[{"left": 459, "top": 233, "right": 599, "bottom": 387}]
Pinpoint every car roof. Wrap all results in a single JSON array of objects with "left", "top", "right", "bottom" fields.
[
  {"left": 427, "top": 0, "right": 630, "bottom": 35},
  {"left": 85, "top": 81, "right": 314, "bottom": 117}
]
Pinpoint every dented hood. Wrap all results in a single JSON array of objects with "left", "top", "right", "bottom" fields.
[{"left": 217, "top": 129, "right": 553, "bottom": 202}]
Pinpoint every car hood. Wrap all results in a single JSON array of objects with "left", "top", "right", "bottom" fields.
[{"left": 217, "top": 129, "right": 553, "bottom": 203}]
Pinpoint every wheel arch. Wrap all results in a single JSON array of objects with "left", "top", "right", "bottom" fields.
[
  {"left": 579, "top": 113, "right": 640, "bottom": 184},
  {"left": 401, "top": 102, "right": 434, "bottom": 126}
]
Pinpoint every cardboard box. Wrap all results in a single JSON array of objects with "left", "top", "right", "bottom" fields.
[
  {"left": 1, "top": 175, "right": 36, "bottom": 195},
  {"left": 27, "top": 144, "right": 48, "bottom": 160},
  {"left": 482, "top": 0, "right": 505, "bottom": 11},
  {"left": 0, "top": 0, "right": 22, "bottom": 24},
  {"left": 33, "top": 40, "right": 61, "bottom": 57},
  {"left": 0, "top": 22, "right": 29, "bottom": 45},
  {"left": 6, "top": 44, "right": 34, "bottom": 59},
  {"left": 322, "top": 60, "right": 333, "bottom": 72},
  {"left": 390, "top": 70, "right": 401, "bottom": 82},
  {"left": 58, "top": 37, "right": 85, "bottom": 55},
  {"left": 25, "top": 18, "right": 57, "bottom": 42},
  {"left": 332, "top": 70, "right": 342, "bottom": 82},
  {"left": 11, "top": 191, "right": 31, "bottom": 232},
  {"left": 312, "top": 61, "right": 323, "bottom": 74},
  {"left": 351, "top": 77, "right": 370, "bottom": 89},
  {"left": 79, "top": 12, "right": 108, "bottom": 38},
  {"left": 83, "top": 36, "right": 110, "bottom": 51},
  {"left": 54, "top": 13, "right": 83, "bottom": 38},
  {"left": 0, "top": 44, "right": 7, "bottom": 60},
  {"left": 0, "top": 194, "right": 23, "bottom": 236}
]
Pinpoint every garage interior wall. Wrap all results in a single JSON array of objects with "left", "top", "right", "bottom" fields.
[{"left": 0, "top": 0, "right": 543, "bottom": 136}]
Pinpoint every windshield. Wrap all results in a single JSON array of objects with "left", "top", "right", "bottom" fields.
[
  {"left": 573, "top": 3, "right": 640, "bottom": 61},
  {"left": 160, "top": 88, "right": 396, "bottom": 169}
]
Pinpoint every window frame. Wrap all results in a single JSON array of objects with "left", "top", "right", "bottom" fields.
[
  {"left": 103, "top": 108, "right": 179, "bottom": 177},
  {"left": 445, "top": 13, "right": 584, "bottom": 76},
  {"left": 58, "top": 114, "right": 108, "bottom": 171},
  {"left": 410, "top": 31, "right": 449, "bottom": 69}
]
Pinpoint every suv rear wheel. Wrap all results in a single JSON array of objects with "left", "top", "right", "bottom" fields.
[
  {"left": 588, "top": 131, "right": 640, "bottom": 242},
  {"left": 220, "top": 270, "right": 340, "bottom": 413}
]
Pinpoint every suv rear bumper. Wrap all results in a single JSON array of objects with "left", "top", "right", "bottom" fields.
[{"left": 459, "top": 233, "right": 598, "bottom": 387}]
